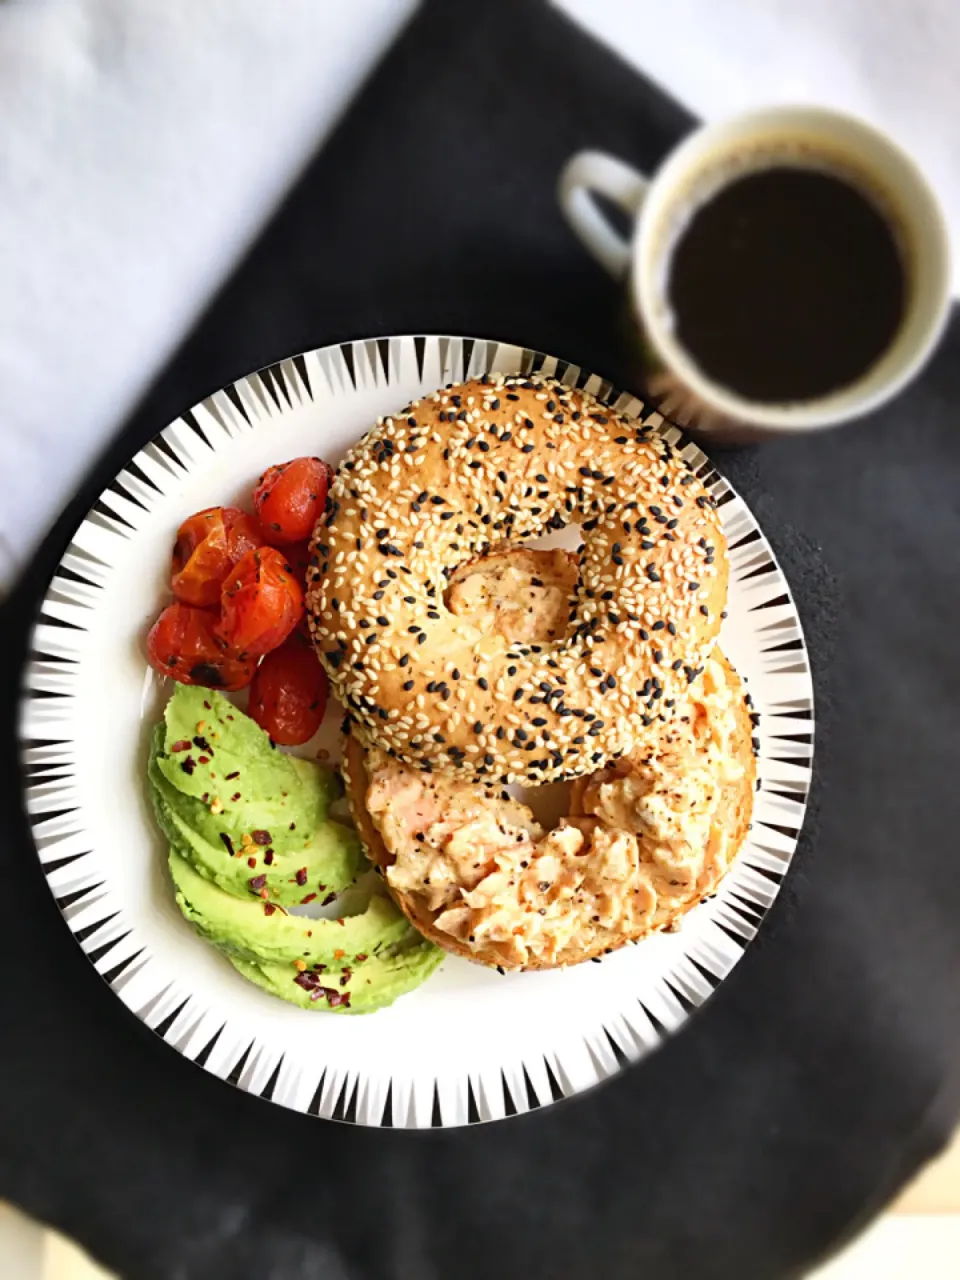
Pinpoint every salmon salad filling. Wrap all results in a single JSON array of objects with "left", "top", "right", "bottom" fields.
[{"left": 361, "top": 550, "right": 751, "bottom": 969}]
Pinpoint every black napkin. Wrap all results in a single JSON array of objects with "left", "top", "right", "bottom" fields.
[{"left": 3, "top": 2, "right": 960, "bottom": 1277}]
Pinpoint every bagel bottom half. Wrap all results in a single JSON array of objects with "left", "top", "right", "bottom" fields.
[{"left": 340, "top": 550, "right": 756, "bottom": 972}]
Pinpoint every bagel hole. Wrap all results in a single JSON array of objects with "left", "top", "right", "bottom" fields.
[
  {"left": 516, "top": 527, "right": 581, "bottom": 555},
  {"left": 508, "top": 777, "right": 573, "bottom": 831}
]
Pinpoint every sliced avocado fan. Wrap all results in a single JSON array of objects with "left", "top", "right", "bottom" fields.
[
  {"left": 154, "top": 686, "right": 344, "bottom": 850},
  {"left": 228, "top": 939, "right": 444, "bottom": 1014},
  {"left": 169, "top": 849, "right": 411, "bottom": 967},
  {"left": 150, "top": 739, "right": 360, "bottom": 906},
  {"left": 147, "top": 685, "right": 443, "bottom": 1014},
  {"left": 148, "top": 687, "right": 363, "bottom": 906}
]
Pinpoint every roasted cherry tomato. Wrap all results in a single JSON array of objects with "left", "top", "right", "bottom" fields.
[
  {"left": 217, "top": 547, "right": 303, "bottom": 656},
  {"left": 283, "top": 539, "right": 314, "bottom": 588},
  {"left": 248, "top": 635, "right": 329, "bottom": 745},
  {"left": 147, "top": 602, "right": 256, "bottom": 690},
  {"left": 171, "top": 506, "right": 263, "bottom": 607},
  {"left": 281, "top": 542, "right": 316, "bottom": 639},
  {"left": 252, "top": 457, "right": 332, "bottom": 544}
]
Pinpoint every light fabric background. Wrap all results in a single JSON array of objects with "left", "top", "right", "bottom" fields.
[
  {"left": 1, "top": 1, "right": 957, "bottom": 1275},
  {"left": 1, "top": 0, "right": 959, "bottom": 585}
]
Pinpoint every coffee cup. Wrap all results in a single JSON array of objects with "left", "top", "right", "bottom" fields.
[{"left": 558, "top": 106, "right": 951, "bottom": 438}]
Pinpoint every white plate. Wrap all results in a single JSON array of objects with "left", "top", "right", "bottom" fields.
[{"left": 19, "top": 335, "right": 813, "bottom": 1128}]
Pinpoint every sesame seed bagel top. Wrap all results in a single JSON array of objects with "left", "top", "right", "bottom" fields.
[{"left": 306, "top": 374, "right": 728, "bottom": 784}]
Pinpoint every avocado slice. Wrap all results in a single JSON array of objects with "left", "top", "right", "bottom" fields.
[
  {"left": 155, "top": 686, "right": 340, "bottom": 852},
  {"left": 149, "top": 729, "right": 361, "bottom": 905},
  {"left": 147, "top": 688, "right": 444, "bottom": 1013},
  {"left": 169, "top": 849, "right": 412, "bottom": 966},
  {"left": 227, "top": 939, "right": 445, "bottom": 1014}
]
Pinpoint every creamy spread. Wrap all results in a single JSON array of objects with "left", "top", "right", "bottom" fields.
[
  {"left": 446, "top": 550, "right": 577, "bottom": 645},
  {"left": 364, "top": 554, "right": 748, "bottom": 968}
]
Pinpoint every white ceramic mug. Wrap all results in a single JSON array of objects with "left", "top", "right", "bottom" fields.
[{"left": 558, "top": 106, "right": 951, "bottom": 437}]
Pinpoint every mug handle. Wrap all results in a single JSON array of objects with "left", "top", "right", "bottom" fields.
[{"left": 558, "top": 150, "right": 649, "bottom": 279}]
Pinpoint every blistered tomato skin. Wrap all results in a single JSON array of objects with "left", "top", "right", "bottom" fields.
[
  {"left": 171, "top": 507, "right": 263, "bottom": 607},
  {"left": 248, "top": 636, "right": 329, "bottom": 745},
  {"left": 253, "top": 457, "right": 332, "bottom": 544},
  {"left": 147, "top": 602, "right": 256, "bottom": 690},
  {"left": 217, "top": 547, "right": 303, "bottom": 657}
]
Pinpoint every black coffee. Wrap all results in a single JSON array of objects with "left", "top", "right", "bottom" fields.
[{"left": 666, "top": 165, "right": 906, "bottom": 402}]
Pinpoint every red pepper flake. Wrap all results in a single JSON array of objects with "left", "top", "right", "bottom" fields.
[
  {"left": 248, "top": 874, "right": 267, "bottom": 893},
  {"left": 354, "top": 953, "right": 368, "bottom": 963},
  {"left": 247, "top": 857, "right": 257, "bottom": 868},
  {"left": 300, "top": 893, "right": 317, "bottom": 904},
  {"left": 180, "top": 757, "right": 196, "bottom": 775},
  {"left": 263, "top": 903, "right": 276, "bottom": 916},
  {"left": 203, "top": 701, "right": 211, "bottom": 710},
  {"left": 324, "top": 989, "right": 349, "bottom": 1008},
  {"left": 171, "top": 739, "right": 192, "bottom": 753},
  {"left": 334, "top": 949, "right": 345, "bottom": 959},
  {"left": 294, "top": 867, "right": 308, "bottom": 886},
  {"left": 264, "top": 850, "right": 274, "bottom": 866},
  {"left": 321, "top": 892, "right": 336, "bottom": 906},
  {"left": 202, "top": 792, "right": 210, "bottom": 804},
  {"left": 251, "top": 830, "right": 271, "bottom": 846},
  {"left": 219, "top": 832, "right": 234, "bottom": 856},
  {"left": 313, "top": 962, "right": 326, "bottom": 972},
  {"left": 289, "top": 822, "right": 296, "bottom": 831},
  {"left": 198, "top": 756, "right": 210, "bottom": 765},
  {"left": 337, "top": 918, "right": 345, "bottom": 926},
  {"left": 259, "top": 888, "right": 269, "bottom": 900},
  {"left": 225, "top": 771, "right": 240, "bottom": 781},
  {"left": 231, "top": 792, "right": 241, "bottom": 802},
  {"left": 193, "top": 735, "right": 213, "bottom": 754}
]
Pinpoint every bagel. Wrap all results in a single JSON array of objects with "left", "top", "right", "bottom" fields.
[
  {"left": 342, "top": 649, "right": 754, "bottom": 971},
  {"left": 339, "top": 547, "right": 755, "bottom": 972},
  {"left": 307, "top": 373, "right": 727, "bottom": 784}
]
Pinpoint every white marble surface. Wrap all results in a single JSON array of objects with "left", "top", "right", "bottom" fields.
[{"left": 0, "top": 0, "right": 415, "bottom": 586}]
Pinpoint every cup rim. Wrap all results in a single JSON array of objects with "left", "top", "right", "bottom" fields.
[{"left": 631, "top": 105, "right": 952, "bottom": 433}]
